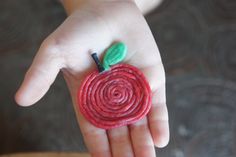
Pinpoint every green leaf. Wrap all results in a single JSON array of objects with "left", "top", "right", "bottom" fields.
[{"left": 103, "top": 42, "right": 127, "bottom": 70}]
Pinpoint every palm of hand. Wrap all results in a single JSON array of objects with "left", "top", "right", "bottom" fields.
[{"left": 16, "top": 1, "right": 169, "bottom": 157}]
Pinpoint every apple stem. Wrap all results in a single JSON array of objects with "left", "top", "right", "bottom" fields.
[{"left": 91, "top": 53, "right": 105, "bottom": 73}]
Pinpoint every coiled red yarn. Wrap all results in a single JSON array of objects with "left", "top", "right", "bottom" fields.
[{"left": 78, "top": 64, "right": 152, "bottom": 129}]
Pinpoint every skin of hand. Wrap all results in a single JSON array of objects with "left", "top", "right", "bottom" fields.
[{"left": 15, "top": 0, "right": 169, "bottom": 157}]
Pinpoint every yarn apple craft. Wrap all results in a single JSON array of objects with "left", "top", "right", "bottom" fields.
[{"left": 78, "top": 42, "right": 152, "bottom": 129}]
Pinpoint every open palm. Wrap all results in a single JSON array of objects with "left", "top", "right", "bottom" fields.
[{"left": 15, "top": 1, "right": 169, "bottom": 157}]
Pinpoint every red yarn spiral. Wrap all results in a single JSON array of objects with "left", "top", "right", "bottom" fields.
[{"left": 78, "top": 64, "right": 152, "bottom": 129}]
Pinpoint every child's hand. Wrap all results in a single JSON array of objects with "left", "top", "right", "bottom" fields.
[{"left": 15, "top": 1, "right": 169, "bottom": 156}]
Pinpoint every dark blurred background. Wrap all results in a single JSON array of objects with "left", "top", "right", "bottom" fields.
[{"left": 0, "top": 0, "right": 236, "bottom": 156}]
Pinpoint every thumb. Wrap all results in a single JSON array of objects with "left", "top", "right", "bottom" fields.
[{"left": 15, "top": 42, "right": 64, "bottom": 106}]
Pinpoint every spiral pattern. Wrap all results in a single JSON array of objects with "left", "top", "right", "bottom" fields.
[{"left": 78, "top": 64, "right": 152, "bottom": 129}]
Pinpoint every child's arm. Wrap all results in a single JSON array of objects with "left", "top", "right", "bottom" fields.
[{"left": 15, "top": 1, "right": 169, "bottom": 156}]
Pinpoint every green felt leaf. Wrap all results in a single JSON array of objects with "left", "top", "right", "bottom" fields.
[{"left": 103, "top": 42, "right": 127, "bottom": 70}]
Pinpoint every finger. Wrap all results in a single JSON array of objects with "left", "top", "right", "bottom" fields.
[
  {"left": 15, "top": 43, "right": 64, "bottom": 106},
  {"left": 77, "top": 111, "right": 112, "bottom": 157},
  {"left": 129, "top": 117, "right": 156, "bottom": 157},
  {"left": 145, "top": 64, "right": 169, "bottom": 148},
  {"left": 148, "top": 86, "right": 169, "bottom": 148},
  {"left": 107, "top": 126, "right": 134, "bottom": 157}
]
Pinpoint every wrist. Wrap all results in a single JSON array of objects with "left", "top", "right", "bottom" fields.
[{"left": 61, "top": 0, "right": 135, "bottom": 15}]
